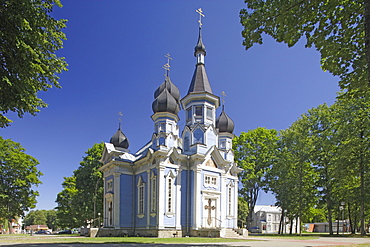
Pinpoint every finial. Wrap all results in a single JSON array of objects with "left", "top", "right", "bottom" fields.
[
  {"left": 196, "top": 8, "right": 205, "bottom": 28},
  {"left": 221, "top": 91, "right": 227, "bottom": 109},
  {"left": 162, "top": 53, "right": 172, "bottom": 78},
  {"left": 118, "top": 111, "right": 123, "bottom": 129}
]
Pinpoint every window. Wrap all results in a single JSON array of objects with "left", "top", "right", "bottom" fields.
[
  {"left": 137, "top": 177, "right": 145, "bottom": 216},
  {"left": 167, "top": 178, "right": 173, "bottom": 213},
  {"left": 184, "top": 135, "right": 190, "bottom": 151},
  {"left": 195, "top": 106, "right": 203, "bottom": 116},
  {"left": 206, "top": 107, "right": 213, "bottom": 119},
  {"left": 107, "top": 179, "right": 113, "bottom": 191},
  {"left": 193, "top": 129, "right": 203, "bottom": 144},
  {"left": 166, "top": 170, "right": 176, "bottom": 214},
  {"left": 204, "top": 175, "right": 217, "bottom": 188},
  {"left": 160, "top": 123, "right": 166, "bottom": 132},
  {"left": 219, "top": 139, "right": 226, "bottom": 149},
  {"left": 187, "top": 108, "right": 192, "bottom": 121},
  {"left": 228, "top": 187, "right": 232, "bottom": 216},
  {"left": 150, "top": 173, "right": 157, "bottom": 213}
]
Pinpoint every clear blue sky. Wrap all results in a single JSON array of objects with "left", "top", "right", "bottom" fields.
[{"left": 1, "top": 1, "right": 339, "bottom": 210}]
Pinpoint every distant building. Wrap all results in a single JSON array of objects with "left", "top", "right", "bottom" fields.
[
  {"left": 98, "top": 14, "right": 243, "bottom": 238},
  {"left": 251, "top": 205, "right": 300, "bottom": 234}
]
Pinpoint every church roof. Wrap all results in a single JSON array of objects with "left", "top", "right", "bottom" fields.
[
  {"left": 152, "top": 88, "right": 180, "bottom": 114},
  {"left": 216, "top": 106, "right": 234, "bottom": 133},
  {"left": 187, "top": 64, "right": 213, "bottom": 94},
  {"left": 152, "top": 76, "right": 180, "bottom": 114},
  {"left": 194, "top": 27, "right": 206, "bottom": 56},
  {"left": 110, "top": 127, "right": 129, "bottom": 149},
  {"left": 154, "top": 76, "right": 180, "bottom": 102}
]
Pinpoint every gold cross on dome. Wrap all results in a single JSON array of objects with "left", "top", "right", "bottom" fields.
[
  {"left": 221, "top": 91, "right": 227, "bottom": 106},
  {"left": 118, "top": 112, "right": 123, "bottom": 127},
  {"left": 162, "top": 53, "right": 172, "bottom": 77},
  {"left": 196, "top": 8, "right": 205, "bottom": 27}
]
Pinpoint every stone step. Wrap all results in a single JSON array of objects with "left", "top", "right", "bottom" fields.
[{"left": 224, "top": 228, "right": 242, "bottom": 238}]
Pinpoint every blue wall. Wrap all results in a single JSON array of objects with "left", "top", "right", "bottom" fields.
[{"left": 120, "top": 174, "right": 133, "bottom": 227}]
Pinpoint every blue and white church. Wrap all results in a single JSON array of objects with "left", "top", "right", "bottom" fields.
[{"left": 99, "top": 18, "right": 242, "bottom": 238}]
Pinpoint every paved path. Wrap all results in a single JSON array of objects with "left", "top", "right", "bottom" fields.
[{"left": 2, "top": 236, "right": 370, "bottom": 247}]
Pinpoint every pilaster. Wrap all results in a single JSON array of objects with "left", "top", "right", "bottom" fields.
[
  {"left": 157, "top": 164, "right": 165, "bottom": 229},
  {"left": 113, "top": 172, "right": 121, "bottom": 228}
]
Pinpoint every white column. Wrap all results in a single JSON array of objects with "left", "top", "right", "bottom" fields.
[
  {"left": 194, "top": 166, "right": 202, "bottom": 229},
  {"left": 220, "top": 175, "right": 226, "bottom": 228},
  {"left": 102, "top": 177, "right": 106, "bottom": 227},
  {"left": 157, "top": 165, "right": 165, "bottom": 229},
  {"left": 233, "top": 178, "right": 239, "bottom": 229},
  {"left": 146, "top": 170, "right": 150, "bottom": 229},
  {"left": 113, "top": 172, "right": 121, "bottom": 229},
  {"left": 175, "top": 168, "right": 182, "bottom": 230}
]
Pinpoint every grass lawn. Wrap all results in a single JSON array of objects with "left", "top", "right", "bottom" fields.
[{"left": 0, "top": 234, "right": 254, "bottom": 244}]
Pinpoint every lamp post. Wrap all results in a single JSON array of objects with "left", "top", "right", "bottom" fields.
[{"left": 98, "top": 213, "right": 101, "bottom": 228}]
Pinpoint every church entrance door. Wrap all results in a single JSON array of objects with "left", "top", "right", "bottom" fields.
[{"left": 203, "top": 198, "right": 217, "bottom": 228}]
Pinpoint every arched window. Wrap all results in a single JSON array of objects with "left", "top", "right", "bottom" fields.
[
  {"left": 184, "top": 134, "right": 190, "bottom": 151},
  {"left": 193, "top": 129, "right": 204, "bottom": 144},
  {"left": 137, "top": 177, "right": 145, "bottom": 216}
]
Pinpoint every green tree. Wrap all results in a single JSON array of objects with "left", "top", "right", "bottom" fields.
[
  {"left": 238, "top": 197, "right": 249, "bottom": 228},
  {"left": 0, "top": 137, "right": 42, "bottom": 233},
  {"left": 24, "top": 210, "right": 47, "bottom": 226},
  {"left": 0, "top": 0, "right": 68, "bottom": 128},
  {"left": 334, "top": 93, "right": 370, "bottom": 235},
  {"left": 240, "top": 1, "right": 369, "bottom": 93},
  {"left": 55, "top": 176, "right": 79, "bottom": 228},
  {"left": 44, "top": 209, "right": 57, "bottom": 230},
  {"left": 55, "top": 143, "right": 104, "bottom": 227},
  {"left": 269, "top": 124, "right": 318, "bottom": 234},
  {"left": 233, "top": 127, "right": 279, "bottom": 230},
  {"left": 73, "top": 142, "right": 104, "bottom": 227}
]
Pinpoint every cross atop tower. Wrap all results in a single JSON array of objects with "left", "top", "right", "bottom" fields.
[
  {"left": 162, "top": 53, "right": 172, "bottom": 78},
  {"left": 118, "top": 111, "right": 123, "bottom": 129},
  {"left": 196, "top": 8, "right": 205, "bottom": 27},
  {"left": 221, "top": 91, "right": 227, "bottom": 107}
]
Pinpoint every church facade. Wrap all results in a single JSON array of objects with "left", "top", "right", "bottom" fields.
[{"left": 99, "top": 25, "right": 242, "bottom": 238}]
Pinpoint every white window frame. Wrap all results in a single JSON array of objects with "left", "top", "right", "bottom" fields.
[
  {"left": 227, "top": 180, "right": 235, "bottom": 217},
  {"left": 150, "top": 172, "right": 157, "bottom": 215},
  {"left": 137, "top": 177, "right": 145, "bottom": 218},
  {"left": 165, "top": 170, "right": 176, "bottom": 215},
  {"left": 204, "top": 174, "right": 218, "bottom": 189}
]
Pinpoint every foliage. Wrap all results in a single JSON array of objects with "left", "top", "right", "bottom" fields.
[
  {"left": 55, "top": 143, "right": 104, "bottom": 228},
  {"left": 23, "top": 209, "right": 57, "bottom": 230},
  {"left": 237, "top": 196, "right": 249, "bottom": 228},
  {"left": 240, "top": 1, "right": 369, "bottom": 93},
  {"left": 0, "top": 137, "right": 42, "bottom": 232},
  {"left": 55, "top": 176, "right": 78, "bottom": 228},
  {"left": 0, "top": 0, "right": 68, "bottom": 128},
  {"left": 233, "top": 127, "right": 279, "bottom": 229}
]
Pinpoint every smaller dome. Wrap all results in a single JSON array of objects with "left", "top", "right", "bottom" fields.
[
  {"left": 154, "top": 77, "right": 180, "bottom": 102},
  {"left": 152, "top": 88, "right": 180, "bottom": 114},
  {"left": 110, "top": 127, "right": 129, "bottom": 149},
  {"left": 216, "top": 108, "right": 234, "bottom": 133}
]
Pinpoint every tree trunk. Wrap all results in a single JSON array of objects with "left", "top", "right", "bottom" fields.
[
  {"left": 348, "top": 203, "right": 355, "bottom": 234},
  {"left": 337, "top": 205, "right": 340, "bottom": 235},
  {"left": 360, "top": 130, "right": 366, "bottom": 235},
  {"left": 327, "top": 197, "right": 334, "bottom": 235},
  {"left": 289, "top": 218, "right": 293, "bottom": 235},
  {"left": 278, "top": 211, "right": 283, "bottom": 234}
]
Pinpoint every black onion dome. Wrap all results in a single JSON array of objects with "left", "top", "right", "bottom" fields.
[
  {"left": 216, "top": 107, "right": 234, "bottom": 133},
  {"left": 154, "top": 77, "right": 180, "bottom": 102},
  {"left": 152, "top": 88, "right": 180, "bottom": 114},
  {"left": 110, "top": 127, "right": 129, "bottom": 149},
  {"left": 194, "top": 27, "right": 206, "bottom": 56}
]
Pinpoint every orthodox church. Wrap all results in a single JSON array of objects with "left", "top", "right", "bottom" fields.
[{"left": 99, "top": 15, "right": 242, "bottom": 238}]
